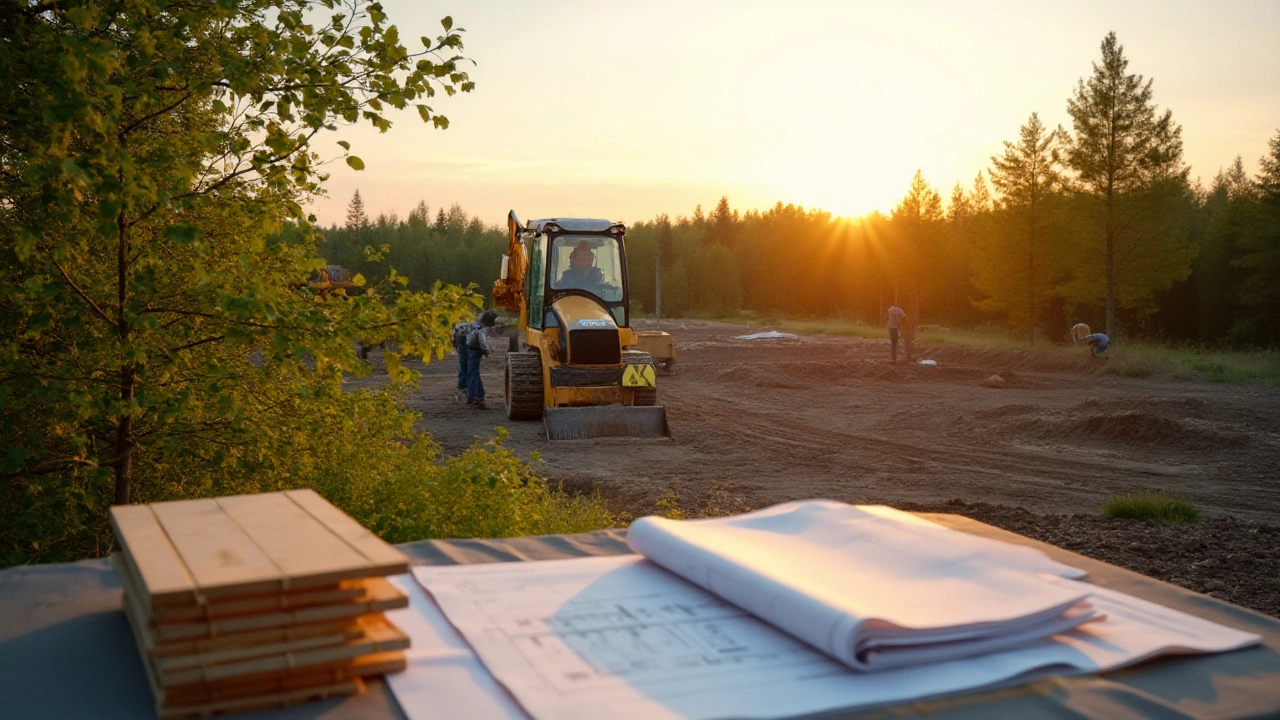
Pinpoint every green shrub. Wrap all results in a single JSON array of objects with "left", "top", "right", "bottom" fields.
[
  {"left": 1100, "top": 491, "right": 1201, "bottom": 524},
  {"left": 655, "top": 490, "right": 686, "bottom": 520},
  {"left": 314, "top": 426, "right": 617, "bottom": 542},
  {"left": 2, "top": 382, "right": 616, "bottom": 567}
]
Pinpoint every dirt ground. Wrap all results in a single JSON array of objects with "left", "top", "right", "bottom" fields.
[{"left": 367, "top": 319, "right": 1280, "bottom": 618}]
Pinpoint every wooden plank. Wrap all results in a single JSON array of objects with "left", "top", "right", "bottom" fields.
[
  {"left": 149, "top": 576, "right": 407, "bottom": 642},
  {"left": 112, "top": 491, "right": 408, "bottom": 607},
  {"left": 113, "top": 553, "right": 404, "bottom": 654},
  {"left": 150, "top": 581, "right": 364, "bottom": 624},
  {"left": 147, "top": 618, "right": 361, "bottom": 659},
  {"left": 120, "top": 579, "right": 395, "bottom": 718},
  {"left": 156, "top": 615, "right": 408, "bottom": 687},
  {"left": 216, "top": 492, "right": 375, "bottom": 589},
  {"left": 285, "top": 489, "right": 410, "bottom": 576},
  {"left": 149, "top": 497, "right": 282, "bottom": 602},
  {"left": 109, "top": 505, "right": 197, "bottom": 610},
  {"left": 157, "top": 679, "right": 362, "bottom": 720},
  {"left": 161, "top": 651, "right": 405, "bottom": 707},
  {"left": 155, "top": 624, "right": 363, "bottom": 673}
]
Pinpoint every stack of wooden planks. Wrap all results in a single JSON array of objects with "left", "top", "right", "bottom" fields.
[{"left": 110, "top": 489, "right": 412, "bottom": 718}]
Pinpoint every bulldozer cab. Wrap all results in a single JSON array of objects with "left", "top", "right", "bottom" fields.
[
  {"left": 521, "top": 220, "right": 630, "bottom": 332},
  {"left": 495, "top": 215, "right": 669, "bottom": 440},
  {"left": 550, "top": 237, "right": 623, "bottom": 302}
]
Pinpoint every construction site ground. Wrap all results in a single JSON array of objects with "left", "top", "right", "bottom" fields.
[{"left": 359, "top": 319, "right": 1280, "bottom": 618}]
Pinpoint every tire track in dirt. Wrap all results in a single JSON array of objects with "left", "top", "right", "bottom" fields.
[{"left": 362, "top": 320, "right": 1280, "bottom": 524}]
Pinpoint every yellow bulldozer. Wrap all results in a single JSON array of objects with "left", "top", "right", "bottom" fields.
[{"left": 492, "top": 211, "right": 670, "bottom": 439}]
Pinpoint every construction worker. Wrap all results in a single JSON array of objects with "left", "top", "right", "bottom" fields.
[
  {"left": 1081, "top": 332, "right": 1110, "bottom": 356},
  {"left": 452, "top": 319, "right": 471, "bottom": 403},
  {"left": 464, "top": 309, "right": 498, "bottom": 408},
  {"left": 558, "top": 240, "right": 605, "bottom": 291},
  {"left": 887, "top": 305, "right": 906, "bottom": 363}
]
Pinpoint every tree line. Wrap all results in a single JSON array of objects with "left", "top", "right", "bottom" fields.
[
  {"left": 317, "top": 192, "right": 508, "bottom": 298},
  {"left": 329, "top": 33, "right": 1279, "bottom": 348}
]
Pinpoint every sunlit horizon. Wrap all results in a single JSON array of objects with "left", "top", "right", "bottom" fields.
[{"left": 305, "top": 0, "right": 1280, "bottom": 229}]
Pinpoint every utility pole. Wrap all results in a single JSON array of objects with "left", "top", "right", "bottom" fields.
[{"left": 655, "top": 255, "right": 663, "bottom": 323}]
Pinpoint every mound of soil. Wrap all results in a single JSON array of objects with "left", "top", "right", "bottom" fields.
[
  {"left": 961, "top": 397, "right": 1251, "bottom": 452},
  {"left": 359, "top": 319, "right": 1280, "bottom": 620}
]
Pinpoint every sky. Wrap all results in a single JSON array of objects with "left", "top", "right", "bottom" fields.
[{"left": 306, "top": 0, "right": 1280, "bottom": 229}]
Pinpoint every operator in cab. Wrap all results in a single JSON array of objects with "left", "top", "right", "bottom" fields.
[{"left": 558, "top": 240, "right": 605, "bottom": 292}]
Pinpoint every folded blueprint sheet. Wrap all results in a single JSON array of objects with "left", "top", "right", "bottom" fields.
[
  {"left": 411, "top": 554, "right": 1258, "bottom": 720},
  {"left": 627, "top": 501, "right": 1099, "bottom": 669}
]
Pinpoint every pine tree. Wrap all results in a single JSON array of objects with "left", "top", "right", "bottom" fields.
[
  {"left": 408, "top": 200, "right": 430, "bottom": 227},
  {"left": 981, "top": 113, "right": 1067, "bottom": 344},
  {"left": 947, "top": 184, "right": 969, "bottom": 223},
  {"left": 971, "top": 171, "right": 994, "bottom": 214},
  {"left": 1192, "top": 159, "right": 1252, "bottom": 341},
  {"left": 1234, "top": 128, "right": 1280, "bottom": 344},
  {"left": 1066, "top": 32, "right": 1194, "bottom": 337},
  {"left": 707, "top": 196, "right": 739, "bottom": 248},
  {"left": 346, "top": 189, "right": 371, "bottom": 241},
  {"left": 891, "top": 171, "right": 944, "bottom": 322}
]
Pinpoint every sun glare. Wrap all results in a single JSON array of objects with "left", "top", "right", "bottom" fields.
[
  {"left": 736, "top": 83, "right": 917, "bottom": 221},
  {"left": 756, "top": 149, "right": 897, "bottom": 221}
]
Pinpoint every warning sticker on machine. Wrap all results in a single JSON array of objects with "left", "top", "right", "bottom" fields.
[{"left": 622, "top": 364, "right": 657, "bottom": 387}]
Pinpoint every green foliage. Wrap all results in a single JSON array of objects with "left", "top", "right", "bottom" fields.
[
  {"left": 1064, "top": 32, "right": 1196, "bottom": 337},
  {"left": 318, "top": 202, "right": 507, "bottom": 297},
  {"left": 890, "top": 171, "right": 947, "bottom": 325},
  {"left": 976, "top": 113, "right": 1069, "bottom": 344},
  {"left": 1103, "top": 359, "right": 1157, "bottom": 378},
  {"left": 2, "top": 388, "right": 616, "bottom": 564},
  {"left": 1107, "top": 342, "right": 1280, "bottom": 384},
  {"left": 1101, "top": 491, "right": 1201, "bottom": 525},
  {"left": 1232, "top": 129, "right": 1280, "bottom": 345},
  {"left": 1, "top": 0, "right": 488, "bottom": 563},
  {"left": 654, "top": 490, "right": 686, "bottom": 520},
  {"left": 308, "top": 424, "right": 615, "bottom": 543}
]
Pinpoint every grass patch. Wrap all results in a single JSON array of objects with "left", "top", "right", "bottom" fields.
[
  {"left": 1105, "top": 342, "right": 1280, "bottom": 384},
  {"left": 1104, "top": 359, "right": 1157, "bottom": 378},
  {"left": 687, "top": 313, "right": 1280, "bottom": 384},
  {"left": 1100, "top": 490, "right": 1201, "bottom": 525}
]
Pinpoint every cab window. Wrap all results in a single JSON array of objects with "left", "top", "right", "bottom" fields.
[
  {"left": 526, "top": 234, "right": 545, "bottom": 329},
  {"left": 548, "top": 235, "right": 623, "bottom": 302}
]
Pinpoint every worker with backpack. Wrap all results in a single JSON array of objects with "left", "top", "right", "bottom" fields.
[{"left": 462, "top": 309, "right": 498, "bottom": 408}]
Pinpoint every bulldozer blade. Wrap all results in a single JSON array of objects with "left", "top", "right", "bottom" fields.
[{"left": 544, "top": 405, "right": 671, "bottom": 440}]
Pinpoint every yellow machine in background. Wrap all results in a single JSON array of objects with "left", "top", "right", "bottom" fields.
[
  {"left": 493, "top": 211, "right": 670, "bottom": 439},
  {"left": 635, "top": 330, "right": 676, "bottom": 371}
]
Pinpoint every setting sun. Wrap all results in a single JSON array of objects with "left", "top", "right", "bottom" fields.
[{"left": 304, "top": 1, "right": 1279, "bottom": 231}]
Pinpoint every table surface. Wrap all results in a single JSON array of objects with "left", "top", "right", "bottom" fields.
[{"left": 1, "top": 514, "right": 1277, "bottom": 720}]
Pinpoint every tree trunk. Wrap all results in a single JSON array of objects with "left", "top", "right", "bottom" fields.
[
  {"left": 1105, "top": 224, "right": 1116, "bottom": 339},
  {"left": 1105, "top": 179, "right": 1117, "bottom": 339},
  {"left": 113, "top": 206, "right": 135, "bottom": 505},
  {"left": 115, "top": 365, "right": 135, "bottom": 505},
  {"left": 1028, "top": 213, "right": 1036, "bottom": 345}
]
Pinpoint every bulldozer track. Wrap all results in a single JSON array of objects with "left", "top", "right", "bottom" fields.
[{"left": 505, "top": 351, "right": 544, "bottom": 421}]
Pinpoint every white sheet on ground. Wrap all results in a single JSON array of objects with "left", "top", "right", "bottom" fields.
[
  {"left": 734, "top": 331, "right": 798, "bottom": 340},
  {"left": 410, "top": 556, "right": 1259, "bottom": 720}
]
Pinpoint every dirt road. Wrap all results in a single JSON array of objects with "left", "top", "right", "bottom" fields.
[{"left": 398, "top": 320, "right": 1280, "bottom": 525}]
